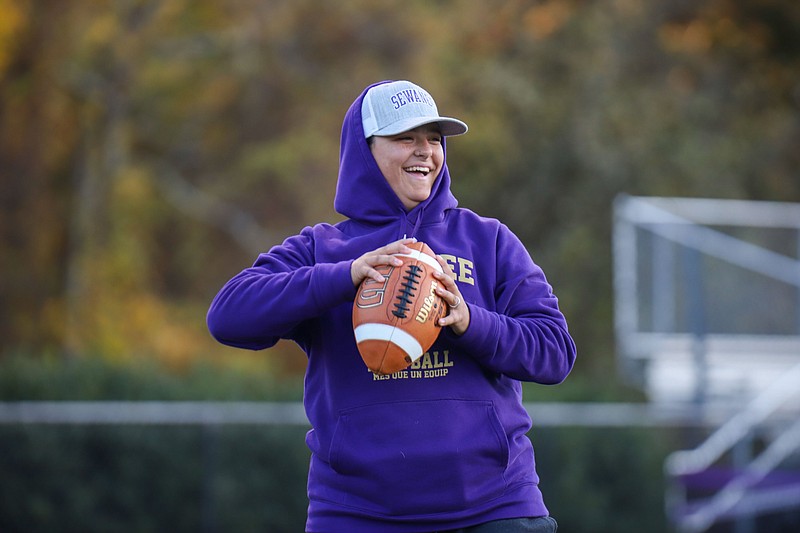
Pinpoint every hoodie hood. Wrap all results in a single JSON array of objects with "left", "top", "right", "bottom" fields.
[{"left": 334, "top": 81, "right": 458, "bottom": 235}]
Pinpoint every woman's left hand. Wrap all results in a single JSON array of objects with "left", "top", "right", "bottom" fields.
[{"left": 433, "top": 256, "right": 470, "bottom": 336}]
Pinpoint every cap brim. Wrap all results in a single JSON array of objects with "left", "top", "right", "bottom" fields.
[{"left": 371, "top": 116, "right": 468, "bottom": 137}]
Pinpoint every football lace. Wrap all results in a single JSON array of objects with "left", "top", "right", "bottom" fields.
[{"left": 392, "top": 264, "right": 422, "bottom": 318}]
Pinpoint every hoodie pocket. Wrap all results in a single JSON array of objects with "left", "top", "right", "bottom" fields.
[{"left": 328, "top": 399, "right": 510, "bottom": 515}]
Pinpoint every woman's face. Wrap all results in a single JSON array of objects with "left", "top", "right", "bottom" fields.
[{"left": 369, "top": 124, "right": 444, "bottom": 211}]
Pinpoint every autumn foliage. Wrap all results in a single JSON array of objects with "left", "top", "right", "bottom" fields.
[{"left": 1, "top": 0, "right": 798, "bottom": 375}]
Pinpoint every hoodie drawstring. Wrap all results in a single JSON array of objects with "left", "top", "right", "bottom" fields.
[{"left": 402, "top": 205, "right": 425, "bottom": 241}]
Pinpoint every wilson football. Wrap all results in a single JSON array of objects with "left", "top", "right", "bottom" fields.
[{"left": 352, "top": 241, "right": 448, "bottom": 375}]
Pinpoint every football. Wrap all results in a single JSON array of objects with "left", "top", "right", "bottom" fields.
[{"left": 352, "top": 241, "right": 448, "bottom": 375}]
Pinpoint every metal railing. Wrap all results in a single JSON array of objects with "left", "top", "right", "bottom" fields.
[
  {"left": 0, "top": 401, "right": 747, "bottom": 428},
  {"left": 665, "top": 362, "right": 800, "bottom": 532},
  {"left": 614, "top": 195, "right": 800, "bottom": 531}
]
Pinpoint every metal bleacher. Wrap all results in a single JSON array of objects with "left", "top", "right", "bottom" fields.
[{"left": 613, "top": 195, "right": 800, "bottom": 532}]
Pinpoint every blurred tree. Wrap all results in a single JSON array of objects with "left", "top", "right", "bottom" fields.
[
  {"left": 435, "top": 0, "right": 800, "bottom": 377},
  {"left": 0, "top": 0, "right": 798, "bottom": 378},
  {"left": 1, "top": 0, "right": 79, "bottom": 354}
]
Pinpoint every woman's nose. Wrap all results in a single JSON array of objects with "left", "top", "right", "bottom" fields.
[{"left": 414, "top": 142, "right": 433, "bottom": 157}]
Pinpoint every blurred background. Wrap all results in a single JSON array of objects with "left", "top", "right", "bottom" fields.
[{"left": 1, "top": 0, "right": 799, "bottom": 531}]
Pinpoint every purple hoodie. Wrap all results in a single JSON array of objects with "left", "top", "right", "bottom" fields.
[{"left": 207, "top": 81, "right": 576, "bottom": 532}]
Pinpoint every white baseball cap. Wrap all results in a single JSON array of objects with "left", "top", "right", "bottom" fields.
[{"left": 361, "top": 80, "right": 468, "bottom": 138}]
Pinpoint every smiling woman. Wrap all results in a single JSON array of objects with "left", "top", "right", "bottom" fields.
[
  {"left": 207, "top": 79, "right": 575, "bottom": 533},
  {"left": 368, "top": 125, "right": 444, "bottom": 211}
]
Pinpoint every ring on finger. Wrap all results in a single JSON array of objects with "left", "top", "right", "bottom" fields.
[{"left": 451, "top": 296, "right": 461, "bottom": 309}]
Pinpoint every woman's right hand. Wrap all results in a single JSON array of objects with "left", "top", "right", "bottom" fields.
[{"left": 350, "top": 238, "right": 416, "bottom": 287}]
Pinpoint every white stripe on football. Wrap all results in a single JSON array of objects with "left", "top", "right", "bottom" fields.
[
  {"left": 353, "top": 323, "right": 424, "bottom": 363},
  {"left": 393, "top": 248, "right": 443, "bottom": 273}
]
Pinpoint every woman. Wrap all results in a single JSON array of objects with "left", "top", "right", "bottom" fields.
[{"left": 207, "top": 80, "right": 576, "bottom": 532}]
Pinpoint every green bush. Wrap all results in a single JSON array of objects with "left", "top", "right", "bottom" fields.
[
  {"left": 0, "top": 354, "right": 303, "bottom": 402},
  {"left": 0, "top": 355, "right": 310, "bottom": 532},
  {"left": 534, "top": 426, "right": 676, "bottom": 533},
  {"left": 0, "top": 424, "right": 310, "bottom": 533}
]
